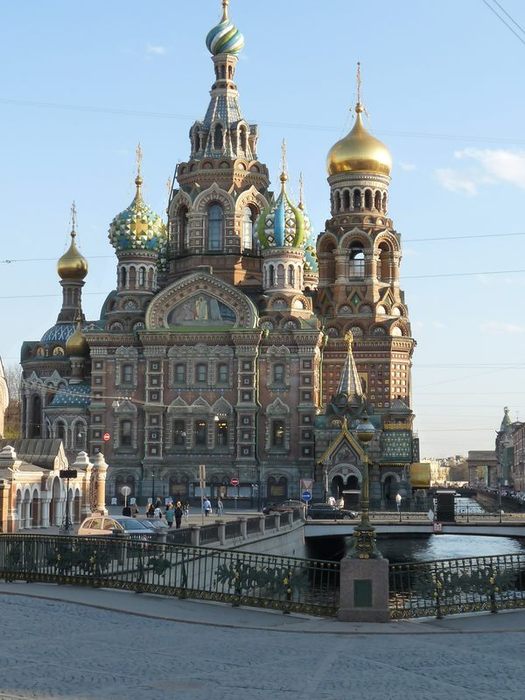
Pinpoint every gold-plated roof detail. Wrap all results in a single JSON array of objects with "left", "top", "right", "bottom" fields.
[
  {"left": 65, "top": 318, "right": 89, "bottom": 357},
  {"left": 57, "top": 203, "right": 88, "bottom": 281},
  {"left": 327, "top": 64, "right": 392, "bottom": 177}
]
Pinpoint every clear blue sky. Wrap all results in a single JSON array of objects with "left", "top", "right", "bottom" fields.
[{"left": 1, "top": 0, "right": 524, "bottom": 457}]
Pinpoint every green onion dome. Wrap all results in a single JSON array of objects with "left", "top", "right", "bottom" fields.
[
  {"left": 298, "top": 187, "right": 318, "bottom": 273},
  {"left": 108, "top": 174, "right": 167, "bottom": 254},
  {"left": 206, "top": 1, "right": 244, "bottom": 56},
  {"left": 256, "top": 172, "right": 305, "bottom": 250}
]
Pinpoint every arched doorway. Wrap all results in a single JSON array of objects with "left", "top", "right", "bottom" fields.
[
  {"left": 331, "top": 475, "right": 344, "bottom": 499},
  {"left": 383, "top": 474, "right": 398, "bottom": 506},
  {"left": 49, "top": 477, "right": 62, "bottom": 527},
  {"left": 31, "top": 489, "right": 40, "bottom": 527},
  {"left": 73, "top": 489, "right": 81, "bottom": 523},
  {"left": 114, "top": 474, "right": 136, "bottom": 505},
  {"left": 267, "top": 476, "right": 288, "bottom": 501}
]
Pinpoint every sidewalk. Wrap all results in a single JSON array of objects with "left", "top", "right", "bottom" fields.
[{"left": 1, "top": 583, "right": 524, "bottom": 699}]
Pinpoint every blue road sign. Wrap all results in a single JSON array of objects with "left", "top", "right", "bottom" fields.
[{"left": 302, "top": 490, "right": 312, "bottom": 502}]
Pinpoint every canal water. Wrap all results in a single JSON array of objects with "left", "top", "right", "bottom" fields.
[{"left": 307, "top": 497, "right": 525, "bottom": 563}]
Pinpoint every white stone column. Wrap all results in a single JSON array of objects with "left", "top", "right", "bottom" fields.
[
  {"left": 92, "top": 452, "right": 109, "bottom": 515},
  {"left": 72, "top": 451, "right": 93, "bottom": 517},
  {"left": 41, "top": 496, "right": 50, "bottom": 528}
]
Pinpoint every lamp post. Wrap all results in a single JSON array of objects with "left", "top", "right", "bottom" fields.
[
  {"left": 395, "top": 492, "right": 402, "bottom": 522},
  {"left": 151, "top": 469, "right": 155, "bottom": 504},
  {"left": 346, "top": 415, "right": 381, "bottom": 559}
]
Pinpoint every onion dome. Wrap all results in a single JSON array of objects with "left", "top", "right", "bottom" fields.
[
  {"left": 206, "top": 0, "right": 244, "bottom": 56},
  {"left": 108, "top": 162, "right": 167, "bottom": 254},
  {"left": 327, "top": 103, "right": 392, "bottom": 177},
  {"left": 65, "top": 323, "right": 89, "bottom": 357},
  {"left": 41, "top": 323, "right": 76, "bottom": 344},
  {"left": 57, "top": 230, "right": 88, "bottom": 281},
  {"left": 298, "top": 174, "right": 318, "bottom": 274},
  {"left": 257, "top": 147, "right": 305, "bottom": 250}
]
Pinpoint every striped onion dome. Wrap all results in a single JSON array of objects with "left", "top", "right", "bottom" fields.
[{"left": 206, "top": 1, "right": 244, "bottom": 56}]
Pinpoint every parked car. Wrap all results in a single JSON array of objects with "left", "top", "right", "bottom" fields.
[
  {"left": 306, "top": 503, "right": 358, "bottom": 520},
  {"left": 141, "top": 518, "right": 169, "bottom": 531},
  {"left": 77, "top": 515, "right": 152, "bottom": 539},
  {"left": 262, "top": 500, "right": 304, "bottom": 515}
]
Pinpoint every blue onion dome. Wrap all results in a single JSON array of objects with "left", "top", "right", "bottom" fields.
[
  {"left": 257, "top": 171, "right": 305, "bottom": 250},
  {"left": 41, "top": 323, "right": 76, "bottom": 344},
  {"left": 108, "top": 172, "right": 167, "bottom": 254},
  {"left": 206, "top": 1, "right": 244, "bottom": 56}
]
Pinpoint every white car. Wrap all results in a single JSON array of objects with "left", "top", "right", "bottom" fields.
[{"left": 78, "top": 515, "right": 151, "bottom": 538}]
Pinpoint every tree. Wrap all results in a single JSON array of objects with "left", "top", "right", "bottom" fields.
[{"left": 3, "top": 363, "right": 22, "bottom": 440}]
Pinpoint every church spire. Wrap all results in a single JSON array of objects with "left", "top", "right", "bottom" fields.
[{"left": 336, "top": 332, "right": 364, "bottom": 400}]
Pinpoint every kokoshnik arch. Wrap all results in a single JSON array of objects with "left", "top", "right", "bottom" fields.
[{"left": 20, "top": 1, "right": 418, "bottom": 508}]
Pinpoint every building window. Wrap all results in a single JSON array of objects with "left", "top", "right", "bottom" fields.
[
  {"left": 174, "top": 363, "right": 186, "bottom": 384},
  {"left": 178, "top": 206, "right": 188, "bottom": 251},
  {"left": 272, "top": 420, "right": 285, "bottom": 448},
  {"left": 273, "top": 363, "right": 285, "bottom": 385},
  {"left": 242, "top": 391, "right": 252, "bottom": 402},
  {"left": 208, "top": 203, "right": 224, "bottom": 251},
  {"left": 287, "top": 265, "right": 295, "bottom": 286},
  {"left": 122, "top": 364, "right": 133, "bottom": 385},
  {"left": 150, "top": 361, "right": 160, "bottom": 372},
  {"left": 173, "top": 419, "right": 186, "bottom": 446},
  {"left": 195, "top": 420, "right": 207, "bottom": 446},
  {"left": 217, "top": 363, "right": 229, "bottom": 384},
  {"left": 241, "top": 416, "right": 252, "bottom": 426},
  {"left": 242, "top": 361, "right": 252, "bottom": 371},
  {"left": 216, "top": 420, "right": 228, "bottom": 447},
  {"left": 196, "top": 363, "right": 208, "bottom": 383},
  {"left": 349, "top": 243, "right": 365, "bottom": 279},
  {"left": 242, "top": 206, "right": 257, "bottom": 251},
  {"left": 120, "top": 420, "right": 132, "bottom": 447},
  {"left": 74, "top": 426, "right": 85, "bottom": 449},
  {"left": 138, "top": 267, "right": 146, "bottom": 287}
]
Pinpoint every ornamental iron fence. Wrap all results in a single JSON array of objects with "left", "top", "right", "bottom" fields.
[
  {"left": 0, "top": 534, "right": 339, "bottom": 616},
  {"left": 389, "top": 553, "right": 525, "bottom": 619}
]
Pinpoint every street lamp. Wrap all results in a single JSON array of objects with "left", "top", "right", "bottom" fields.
[
  {"left": 395, "top": 492, "right": 402, "bottom": 522},
  {"left": 346, "top": 415, "right": 382, "bottom": 559}
]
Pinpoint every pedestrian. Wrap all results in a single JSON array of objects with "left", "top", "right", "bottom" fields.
[
  {"left": 154, "top": 505, "right": 162, "bottom": 519},
  {"left": 183, "top": 502, "right": 190, "bottom": 521},
  {"left": 327, "top": 495, "right": 336, "bottom": 507},
  {"left": 203, "top": 497, "right": 212, "bottom": 516},
  {"left": 122, "top": 504, "right": 132, "bottom": 517},
  {"left": 165, "top": 505, "right": 175, "bottom": 528},
  {"left": 146, "top": 503, "right": 155, "bottom": 519},
  {"left": 174, "top": 501, "right": 183, "bottom": 529},
  {"left": 217, "top": 497, "right": 224, "bottom": 516},
  {"left": 130, "top": 502, "right": 139, "bottom": 518}
]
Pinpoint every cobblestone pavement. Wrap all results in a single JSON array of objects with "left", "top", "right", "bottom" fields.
[{"left": 1, "top": 589, "right": 525, "bottom": 700}]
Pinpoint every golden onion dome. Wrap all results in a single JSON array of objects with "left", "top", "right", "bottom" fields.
[
  {"left": 57, "top": 231, "right": 88, "bottom": 281},
  {"left": 65, "top": 324, "right": 89, "bottom": 357},
  {"left": 327, "top": 104, "right": 392, "bottom": 177}
]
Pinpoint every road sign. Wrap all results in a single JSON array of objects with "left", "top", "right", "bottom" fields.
[
  {"left": 300, "top": 478, "right": 314, "bottom": 492},
  {"left": 230, "top": 477, "right": 239, "bottom": 487},
  {"left": 302, "top": 490, "right": 312, "bottom": 502},
  {"left": 59, "top": 469, "right": 78, "bottom": 479},
  {"left": 103, "top": 432, "right": 111, "bottom": 442}
]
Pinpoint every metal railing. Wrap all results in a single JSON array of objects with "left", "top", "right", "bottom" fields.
[
  {"left": 389, "top": 554, "right": 525, "bottom": 619},
  {"left": 225, "top": 521, "right": 242, "bottom": 539},
  {"left": 199, "top": 525, "right": 220, "bottom": 545},
  {"left": 0, "top": 534, "right": 339, "bottom": 617}
]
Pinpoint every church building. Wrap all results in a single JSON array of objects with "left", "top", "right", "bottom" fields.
[{"left": 20, "top": 1, "right": 417, "bottom": 507}]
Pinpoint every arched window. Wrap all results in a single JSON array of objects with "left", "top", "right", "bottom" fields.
[
  {"left": 378, "top": 243, "right": 392, "bottom": 282},
  {"left": 272, "top": 420, "right": 285, "bottom": 448},
  {"left": 31, "top": 395, "right": 42, "bottom": 438},
  {"left": 382, "top": 192, "right": 387, "bottom": 212},
  {"left": 364, "top": 189, "right": 372, "bottom": 209},
  {"left": 207, "top": 204, "right": 224, "bottom": 251},
  {"left": 195, "top": 420, "right": 207, "bottom": 446},
  {"left": 353, "top": 189, "right": 362, "bottom": 209},
  {"left": 239, "top": 126, "right": 247, "bottom": 153},
  {"left": 214, "top": 123, "right": 224, "bottom": 150},
  {"left": 216, "top": 420, "right": 228, "bottom": 447},
  {"left": 56, "top": 421, "right": 66, "bottom": 443},
  {"left": 121, "top": 364, "right": 133, "bottom": 385},
  {"left": 269, "top": 265, "right": 276, "bottom": 287},
  {"left": 342, "top": 190, "right": 350, "bottom": 211},
  {"left": 217, "top": 363, "right": 229, "bottom": 384},
  {"left": 334, "top": 191, "right": 341, "bottom": 212},
  {"left": 374, "top": 191, "right": 381, "bottom": 210},
  {"left": 287, "top": 265, "right": 295, "bottom": 286},
  {"left": 138, "top": 267, "right": 146, "bottom": 287},
  {"left": 178, "top": 206, "right": 188, "bottom": 252},
  {"left": 120, "top": 267, "right": 127, "bottom": 288},
  {"left": 242, "top": 206, "right": 256, "bottom": 251},
  {"left": 196, "top": 363, "right": 208, "bottom": 383},
  {"left": 74, "top": 424, "right": 86, "bottom": 450},
  {"left": 349, "top": 242, "right": 365, "bottom": 278},
  {"left": 120, "top": 420, "right": 132, "bottom": 447},
  {"left": 174, "top": 363, "right": 186, "bottom": 384}
]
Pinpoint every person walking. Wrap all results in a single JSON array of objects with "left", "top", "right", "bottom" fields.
[
  {"left": 174, "top": 501, "right": 183, "bottom": 529},
  {"left": 165, "top": 505, "right": 175, "bottom": 528},
  {"left": 153, "top": 505, "right": 162, "bottom": 519},
  {"left": 217, "top": 497, "right": 224, "bottom": 517},
  {"left": 146, "top": 503, "right": 155, "bottom": 519},
  {"left": 203, "top": 497, "right": 212, "bottom": 517}
]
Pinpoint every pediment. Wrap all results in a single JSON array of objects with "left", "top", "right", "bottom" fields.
[{"left": 145, "top": 273, "right": 258, "bottom": 331}]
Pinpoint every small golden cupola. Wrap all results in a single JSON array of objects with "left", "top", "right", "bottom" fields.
[
  {"left": 57, "top": 203, "right": 88, "bottom": 281},
  {"left": 326, "top": 64, "right": 392, "bottom": 177},
  {"left": 65, "top": 320, "right": 89, "bottom": 358}
]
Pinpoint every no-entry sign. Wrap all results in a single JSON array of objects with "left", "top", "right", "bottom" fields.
[
  {"left": 103, "top": 432, "right": 111, "bottom": 442},
  {"left": 230, "top": 478, "right": 240, "bottom": 487}
]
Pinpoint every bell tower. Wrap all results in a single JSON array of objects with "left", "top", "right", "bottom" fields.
[{"left": 316, "top": 65, "right": 415, "bottom": 416}]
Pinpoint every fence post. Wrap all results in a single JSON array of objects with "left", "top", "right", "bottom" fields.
[
  {"left": 274, "top": 513, "right": 281, "bottom": 532},
  {"left": 239, "top": 517, "right": 248, "bottom": 540},
  {"left": 338, "top": 555, "right": 390, "bottom": 623},
  {"left": 190, "top": 525, "right": 201, "bottom": 547},
  {"left": 258, "top": 515, "right": 266, "bottom": 534},
  {"left": 217, "top": 520, "right": 226, "bottom": 545}
]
